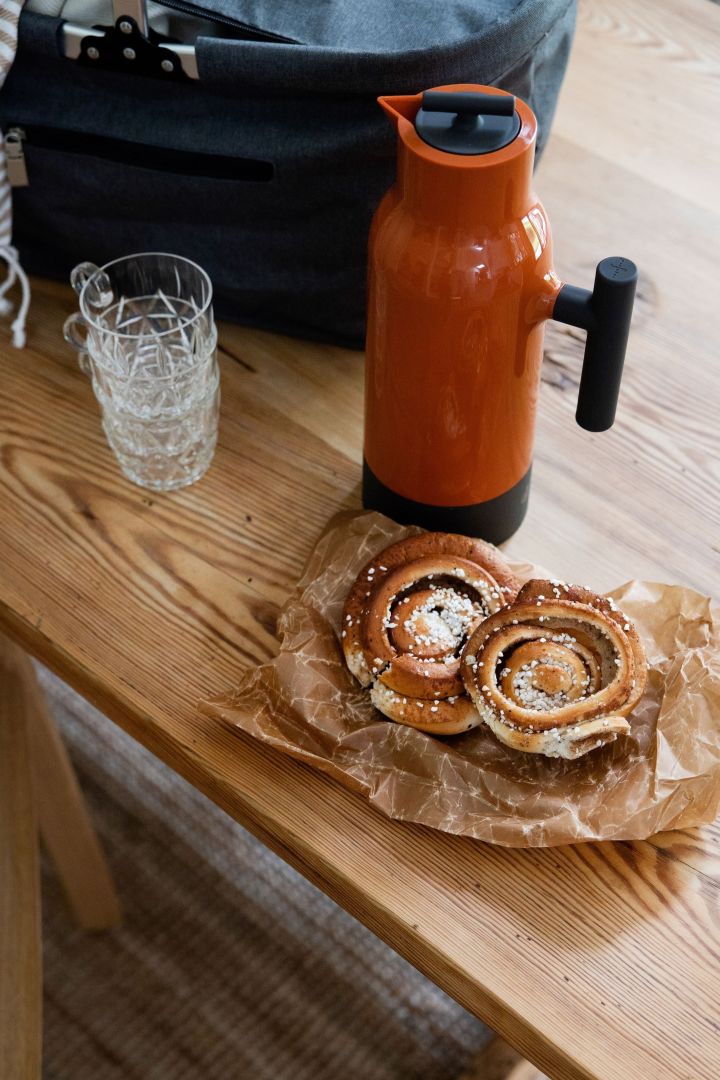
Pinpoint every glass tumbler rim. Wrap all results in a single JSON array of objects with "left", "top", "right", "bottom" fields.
[{"left": 78, "top": 251, "right": 214, "bottom": 341}]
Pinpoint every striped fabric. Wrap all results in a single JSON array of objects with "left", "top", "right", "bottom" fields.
[{"left": 0, "top": 0, "right": 29, "bottom": 347}]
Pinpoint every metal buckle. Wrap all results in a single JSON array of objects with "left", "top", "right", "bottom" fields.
[{"left": 62, "top": 0, "right": 199, "bottom": 81}]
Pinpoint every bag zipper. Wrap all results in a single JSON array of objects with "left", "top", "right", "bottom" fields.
[
  {"left": 4, "top": 125, "right": 274, "bottom": 185},
  {"left": 159, "top": 0, "right": 300, "bottom": 44},
  {"left": 6, "top": 128, "right": 28, "bottom": 187}
]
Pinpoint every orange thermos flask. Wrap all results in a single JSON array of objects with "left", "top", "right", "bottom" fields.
[{"left": 363, "top": 85, "right": 637, "bottom": 543}]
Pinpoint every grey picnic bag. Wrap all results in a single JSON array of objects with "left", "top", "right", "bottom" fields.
[{"left": 1, "top": 1, "right": 576, "bottom": 347}]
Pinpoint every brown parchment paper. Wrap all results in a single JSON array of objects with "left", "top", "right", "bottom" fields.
[{"left": 202, "top": 512, "right": 720, "bottom": 846}]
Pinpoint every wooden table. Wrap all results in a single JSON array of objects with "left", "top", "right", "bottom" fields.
[{"left": 1, "top": 1, "right": 718, "bottom": 1077}]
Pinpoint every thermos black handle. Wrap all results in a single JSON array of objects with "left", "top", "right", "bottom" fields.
[
  {"left": 421, "top": 90, "right": 515, "bottom": 117},
  {"left": 552, "top": 257, "right": 638, "bottom": 432}
]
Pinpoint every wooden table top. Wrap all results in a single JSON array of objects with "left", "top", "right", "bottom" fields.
[{"left": 1, "top": 2, "right": 718, "bottom": 1078}]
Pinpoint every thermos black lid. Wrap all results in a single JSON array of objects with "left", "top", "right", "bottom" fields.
[{"left": 415, "top": 90, "right": 520, "bottom": 155}]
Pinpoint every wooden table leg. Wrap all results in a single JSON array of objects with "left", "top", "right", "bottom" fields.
[
  {"left": 7, "top": 639, "right": 121, "bottom": 930},
  {"left": 0, "top": 643, "right": 42, "bottom": 1080},
  {"left": 462, "top": 1036, "right": 549, "bottom": 1080}
]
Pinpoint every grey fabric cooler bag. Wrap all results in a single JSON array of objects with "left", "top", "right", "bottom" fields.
[{"left": 0, "top": 1, "right": 576, "bottom": 347}]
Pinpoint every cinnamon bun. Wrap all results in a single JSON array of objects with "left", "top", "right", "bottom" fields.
[
  {"left": 461, "top": 579, "right": 647, "bottom": 758},
  {"left": 342, "top": 533, "right": 519, "bottom": 735}
]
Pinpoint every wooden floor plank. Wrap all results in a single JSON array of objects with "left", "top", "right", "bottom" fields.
[{"left": 552, "top": 0, "right": 720, "bottom": 214}]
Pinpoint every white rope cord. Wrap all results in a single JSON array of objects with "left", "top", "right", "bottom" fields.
[{"left": 0, "top": 0, "right": 29, "bottom": 348}]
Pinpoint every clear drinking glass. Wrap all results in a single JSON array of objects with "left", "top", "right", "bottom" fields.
[{"left": 64, "top": 253, "right": 220, "bottom": 492}]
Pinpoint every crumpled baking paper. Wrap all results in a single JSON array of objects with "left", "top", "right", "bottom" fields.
[{"left": 201, "top": 512, "right": 720, "bottom": 846}]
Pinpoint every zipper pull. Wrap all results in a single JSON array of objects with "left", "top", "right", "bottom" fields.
[{"left": 5, "top": 128, "right": 28, "bottom": 188}]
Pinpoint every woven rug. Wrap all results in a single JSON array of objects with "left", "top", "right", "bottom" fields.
[{"left": 38, "top": 666, "right": 490, "bottom": 1080}]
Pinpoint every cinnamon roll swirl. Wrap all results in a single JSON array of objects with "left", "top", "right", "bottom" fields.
[
  {"left": 342, "top": 533, "right": 519, "bottom": 735},
  {"left": 461, "top": 579, "right": 647, "bottom": 758}
]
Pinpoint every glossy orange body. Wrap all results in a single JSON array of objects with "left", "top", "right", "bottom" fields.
[{"left": 364, "top": 85, "right": 561, "bottom": 507}]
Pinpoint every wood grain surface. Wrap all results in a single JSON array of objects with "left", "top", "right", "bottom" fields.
[{"left": 0, "top": 2, "right": 719, "bottom": 1079}]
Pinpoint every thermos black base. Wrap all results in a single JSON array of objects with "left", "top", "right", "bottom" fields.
[{"left": 362, "top": 461, "right": 531, "bottom": 545}]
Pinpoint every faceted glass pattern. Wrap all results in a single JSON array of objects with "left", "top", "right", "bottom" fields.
[{"left": 72, "top": 254, "right": 219, "bottom": 492}]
